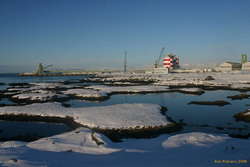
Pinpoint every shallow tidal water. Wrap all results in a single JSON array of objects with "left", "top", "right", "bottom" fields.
[
  {"left": 66, "top": 90, "right": 250, "bottom": 135},
  {"left": 0, "top": 120, "right": 72, "bottom": 141},
  {"left": 0, "top": 74, "right": 250, "bottom": 140}
]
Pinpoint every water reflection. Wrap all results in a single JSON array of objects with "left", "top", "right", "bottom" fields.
[
  {"left": 66, "top": 90, "right": 250, "bottom": 135},
  {"left": 0, "top": 120, "right": 71, "bottom": 142}
]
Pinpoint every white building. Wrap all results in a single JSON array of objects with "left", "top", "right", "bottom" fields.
[
  {"left": 216, "top": 62, "right": 241, "bottom": 72},
  {"left": 242, "top": 62, "right": 250, "bottom": 71}
]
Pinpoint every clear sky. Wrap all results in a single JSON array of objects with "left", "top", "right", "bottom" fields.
[{"left": 0, "top": 0, "right": 250, "bottom": 72}]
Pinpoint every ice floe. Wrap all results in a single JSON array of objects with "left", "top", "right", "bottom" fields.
[
  {"left": 27, "top": 128, "right": 120, "bottom": 154},
  {"left": 0, "top": 102, "right": 173, "bottom": 130},
  {"left": 62, "top": 89, "right": 108, "bottom": 100},
  {"left": 162, "top": 132, "right": 228, "bottom": 148},
  {"left": 0, "top": 132, "right": 250, "bottom": 167},
  {"left": 86, "top": 85, "right": 170, "bottom": 94}
]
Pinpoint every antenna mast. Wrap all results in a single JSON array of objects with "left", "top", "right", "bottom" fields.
[{"left": 124, "top": 51, "right": 127, "bottom": 73}]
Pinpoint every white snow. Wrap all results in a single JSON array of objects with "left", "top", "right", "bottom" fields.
[
  {"left": 12, "top": 93, "right": 57, "bottom": 101},
  {"left": 27, "top": 128, "right": 120, "bottom": 154},
  {"left": 0, "top": 141, "right": 26, "bottom": 148},
  {"left": 7, "top": 82, "right": 80, "bottom": 94},
  {"left": 72, "top": 103, "right": 170, "bottom": 129},
  {"left": 86, "top": 85, "right": 169, "bottom": 94},
  {"left": 242, "top": 109, "right": 250, "bottom": 116},
  {"left": 62, "top": 89, "right": 108, "bottom": 99},
  {"left": 162, "top": 132, "right": 228, "bottom": 148},
  {"left": 0, "top": 102, "right": 69, "bottom": 118},
  {"left": 0, "top": 132, "right": 250, "bottom": 167},
  {"left": 82, "top": 74, "right": 154, "bottom": 83},
  {"left": 176, "top": 88, "right": 204, "bottom": 94},
  {"left": 0, "top": 102, "right": 172, "bottom": 129},
  {"left": 153, "top": 72, "right": 250, "bottom": 90},
  {"left": 30, "top": 82, "right": 63, "bottom": 89}
]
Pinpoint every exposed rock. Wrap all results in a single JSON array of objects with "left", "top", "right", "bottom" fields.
[
  {"left": 8, "top": 83, "right": 32, "bottom": 87},
  {"left": 234, "top": 110, "right": 250, "bottom": 122},
  {"left": 188, "top": 100, "right": 231, "bottom": 106},
  {"left": 174, "top": 88, "right": 205, "bottom": 95},
  {"left": 227, "top": 94, "right": 250, "bottom": 100},
  {"left": 204, "top": 76, "right": 215, "bottom": 81}
]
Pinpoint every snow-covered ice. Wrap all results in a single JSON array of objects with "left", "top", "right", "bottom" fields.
[
  {"left": 62, "top": 89, "right": 108, "bottom": 99},
  {"left": 0, "top": 132, "right": 250, "bottom": 167},
  {"left": 0, "top": 102, "right": 172, "bottom": 129},
  {"left": 174, "top": 88, "right": 205, "bottom": 95},
  {"left": 86, "top": 85, "right": 170, "bottom": 94},
  {"left": 162, "top": 132, "right": 228, "bottom": 148},
  {"left": 27, "top": 128, "right": 120, "bottom": 154},
  {"left": 72, "top": 103, "right": 171, "bottom": 129},
  {"left": 11, "top": 93, "right": 62, "bottom": 102}
]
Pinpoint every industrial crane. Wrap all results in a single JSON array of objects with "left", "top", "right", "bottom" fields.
[
  {"left": 154, "top": 47, "right": 165, "bottom": 68},
  {"left": 35, "top": 63, "right": 53, "bottom": 75}
]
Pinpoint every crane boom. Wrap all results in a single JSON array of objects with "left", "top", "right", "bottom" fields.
[
  {"left": 44, "top": 64, "right": 53, "bottom": 69},
  {"left": 155, "top": 47, "right": 165, "bottom": 68}
]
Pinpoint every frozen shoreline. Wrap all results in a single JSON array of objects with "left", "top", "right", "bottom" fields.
[
  {"left": 1, "top": 72, "right": 250, "bottom": 166},
  {"left": 0, "top": 102, "right": 175, "bottom": 130},
  {"left": 0, "top": 131, "right": 250, "bottom": 167}
]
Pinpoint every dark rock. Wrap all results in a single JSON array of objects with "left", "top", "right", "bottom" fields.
[
  {"left": 8, "top": 83, "right": 32, "bottom": 87},
  {"left": 227, "top": 94, "right": 250, "bottom": 100},
  {"left": 215, "top": 127, "right": 225, "bottom": 130},
  {"left": 91, "top": 132, "right": 104, "bottom": 145},
  {"left": 0, "top": 114, "right": 81, "bottom": 129},
  {"left": 188, "top": 100, "right": 231, "bottom": 106},
  {"left": 10, "top": 158, "right": 18, "bottom": 163},
  {"left": 0, "top": 134, "right": 43, "bottom": 142},
  {"left": 204, "top": 76, "right": 215, "bottom": 81},
  {"left": 229, "top": 133, "right": 250, "bottom": 139},
  {"left": 234, "top": 110, "right": 250, "bottom": 123},
  {"left": 61, "top": 103, "right": 71, "bottom": 107},
  {"left": 160, "top": 106, "right": 168, "bottom": 115},
  {"left": 94, "top": 123, "right": 182, "bottom": 142}
]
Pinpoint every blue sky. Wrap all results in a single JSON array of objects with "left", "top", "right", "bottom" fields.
[{"left": 0, "top": 0, "right": 250, "bottom": 72}]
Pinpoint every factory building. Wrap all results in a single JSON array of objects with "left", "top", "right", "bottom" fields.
[
  {"left": 242, "top": 62, "right": 250, "bottom": 71},
  {"left": 163, "top": 54, "right": 180, "bottom": 69},
  {"left": 240, "top": 54, "right": 250, "bottom": 71},
  {"left": 217, "top": 62, "right": 241, "bottom": 72}
]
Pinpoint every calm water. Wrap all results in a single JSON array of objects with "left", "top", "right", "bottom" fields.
[
  {"left": 66, "top": 90, "right": 250, "bottom": 135},
  {"left": 0, "top": 73, "right": 86, "bottom": 84},
  {"left": 0, "top": 120, "right": 71, "bottom": 141},
  {"left": 0, "top": 73, "right": 250, "bottom": 138}
]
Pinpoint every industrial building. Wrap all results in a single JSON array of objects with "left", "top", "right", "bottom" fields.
[
  {"left": 163, "top": 54, "right": 180, "bottom": 69},
  {"left": 242, "top": 62, "right": 250, "bottom": 71},
  {"left": 241, "top": 54, "right": 250, "bottom": 71},
  {"left": 217, "top": 62, "right": 241, "bottom": 72},
  {"left": 150, "top": 47, "right": 180, "bottom": 74},
  {"left": 216, "top": 54, "right": 249, "bottom": 72}
]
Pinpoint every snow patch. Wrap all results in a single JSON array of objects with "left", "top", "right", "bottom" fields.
[
  {"left": 0, "top": 102, "right": 172, "bottom": 130},
  {"left": 12, "top": 93, "right": 57, "bottom": 102},
  {"left": 27, "top": 128, "right": 120, "bottom": 155},
  {"left": 86, "top": 85, "right": 169, "bottom": 94},
  {"left": 0, "top": 141, "right": 26, "bottom": 148},
  {"left": 162, "top": 132, "right": 229, "bottom": 148},
  {"left": 62, "top": 89, "right": 108, "bottom": 99}
]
